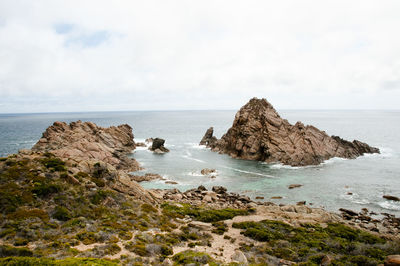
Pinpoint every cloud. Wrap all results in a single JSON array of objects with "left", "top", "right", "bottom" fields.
[{"left": 0, "top": 0, "right": 400, "bottom": 113}]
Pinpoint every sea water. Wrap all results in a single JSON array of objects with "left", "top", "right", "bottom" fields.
[{"left": 0, "top": 110, "right": 399, "bottom": 215}]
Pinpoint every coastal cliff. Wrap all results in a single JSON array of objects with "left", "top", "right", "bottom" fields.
[{"left": 201, "top": 98, "right": 380, "bottom": 166}]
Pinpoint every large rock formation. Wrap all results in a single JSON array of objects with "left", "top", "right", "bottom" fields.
[
  {"left": 32, "top": 120, "right": 154, "bottom": 202},
  {"left": 200, "top": 98, "right": 379, "bottom": 166},
  {"left": 32, "top": 120, "right": 139, "bottom": 171}
]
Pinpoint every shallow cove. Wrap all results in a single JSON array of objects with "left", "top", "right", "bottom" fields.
[{"left": 0, "top": 110, "right": 399, "bottom": 215}]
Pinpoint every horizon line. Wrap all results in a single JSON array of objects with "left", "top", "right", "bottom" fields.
[{"left": 1, "top": 108, "right": 400, "bottom": 115}]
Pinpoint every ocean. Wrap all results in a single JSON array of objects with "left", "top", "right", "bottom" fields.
[{"left": 0, "top": 110, "right": 399, "bottom": 216}]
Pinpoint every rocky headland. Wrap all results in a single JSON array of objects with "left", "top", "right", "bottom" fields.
[
  {"left": 200, "top": 98, "right": 380, "bottom": 166},
  {"left": 0, "top": 120, "right": 399, "bottom": 265}
]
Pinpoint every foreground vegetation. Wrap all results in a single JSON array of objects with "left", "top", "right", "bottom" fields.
[
  {"left": 1, "top": 152, "right": 399, "bottom": 265},
  {"left": 233, "top": 220, "right": 400, "bottom": 265}
]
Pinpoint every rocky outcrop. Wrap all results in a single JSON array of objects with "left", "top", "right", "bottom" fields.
[
  {"left": 148, "top": 138, "right": 170, "bottom": 153},
  {"left": 32, "top": 120, "right": 139, "bottom": 171},
  {"left": 32, "top": 120, "right": 154, "bottom": 202},
  {"left": 201, "top": 98, "right": 380, "bottom": 166},
  {"left": 130, "top": 173, "right": 165, "bottom": 182}
]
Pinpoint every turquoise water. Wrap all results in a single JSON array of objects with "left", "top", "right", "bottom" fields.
[{"left": 0, "top": 110, "right": 399, "bottom": 215}]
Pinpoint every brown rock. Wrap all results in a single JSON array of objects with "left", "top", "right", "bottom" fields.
[
  {"left": 271, "top": 196, "right": 283, "bottom": 199},
  {"left": 255, "top": 196, "right": 264, "bottom": 199},
  {"left": 339, "top": 208, "right": 358, "bottom": 216},
  {"left": 32, "top": 120, "right": 139, "bottom": 171},
  {"left": 165, "top": 181, "right": 178, "bottom": 185},
  {"left": 130, "top": 173, "right": 164, "bottom": 182},
  {"left": 200, "top": 127, "right": 218, "bottom": 147},
  {"left": 383, "top": 195, "right": 400, "bottom": 201},
  {"left": 32, "top": 120, "right": 154, "bottom": 202},
  {"left": 385, "top": 255, "right": 400, "bottom": 266},
  {"left": 288, "top": 184, "right": 302, "bottom": 189},
  {"left": 200, "top": 98, "right": 379, "bottom": 166},
  {"left": 136, "top": 142, "right": 146, "bottom": 147},
  {"left": 149, "top": 138, "right": 170, "bottom": 153},
  {"left": 201, "top": 168, "right": 216, "bottom": 175}
]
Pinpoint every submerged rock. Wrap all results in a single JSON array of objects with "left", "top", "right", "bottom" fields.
[
  {"left": 383, "top": 195, "right": 400, "bottom": 201},
  {"left": 288, "top": 184, "right": 303, "bottom": 189},
  {"left": 200, "top": 98, "right": 380, "bottom": 166}
]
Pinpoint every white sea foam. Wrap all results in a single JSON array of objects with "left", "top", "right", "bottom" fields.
[
  {"left": 134, "top": 146, "right": 150, "bottom": 151},
  {"left": 185, "top": 143, "right": 207, "bottom": 149},
  {"left": 268, "top": 163, "right": 302, "bottom": 170},
  {"left": 187, "top": 172, "right": 203, "bottom": 177},
  {"left": 377, "top": 201, "right": 400, "bottom": 211},
  {"left": 222, "top": 166, "right": 275, "bottom": 178},
  {"left": 181, "top": 155, "right": 206, "bottom": 163},
  {"left": 362, "top": 147, "right": 395, "bottom": 159},
  {"left": 340, "top": 193, "right": 370, "bottom": 205}
]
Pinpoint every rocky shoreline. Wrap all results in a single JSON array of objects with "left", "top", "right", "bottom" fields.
[{"left": 0, "top": 120, "right": 399, "bottom": 265}]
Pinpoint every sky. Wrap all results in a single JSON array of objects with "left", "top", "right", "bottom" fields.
[{"left": 0, "top": 1, "right": 400, "bottom": 113}]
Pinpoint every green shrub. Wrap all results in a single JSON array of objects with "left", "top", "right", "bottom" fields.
[
  {"left": 7, "top": 208, "right": 49, "bottom": 222},
  {"left": 40, "top": 157, "right": 66, "bottom": 172},
  {"left": 53, "top": 206, "right": 71, "bottom": 221},
  {"left": 0, "top": 245, "right": 33, "bottom": 257},
  {"left": 172, "top": 250, "right": 212, "bottom": 265},
  {"left": 232, "top": 220, "right": 399, "bottom": 263},
  {"left": 211, "top": 221, "right": 228, "bottom": 235},
  {"left": 0, "top": 257, "right": 119, "bottom": 265},
  {"left": 162, "top": 203, "right": 249, "bottom": 222},
  {"left": 32, "top": 182, "right": 61, "bottom": 197}
]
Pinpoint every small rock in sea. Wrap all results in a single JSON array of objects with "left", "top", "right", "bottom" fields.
[
  {"left": 384, "top": 255, "right": 400, "bottom": 266},
  {"left": 271, "top": 196, "right": 283, "bottom": 199},
  {"left": 165, "top": 181, "right": 178, "bottom": 185},
  {"left": 383, "top": 195, "right": 400, "bottom": 201},
  {"left": 149, "top": 138, "right": 170, "bottom": 153},
  {"left": 347, "top": 192, "right": 353, "bottom": 195},
  {"left": 361, "top": 208, "right": 369, "bottom": 214},
  {"left": 297, "top": 201, "right": 306, "bottom": 206},
  {"left": 288, "top": 184, "right": 302, "bottom": 189},
  {"left": 255, "top": 196, "right": 264, "bottom": 200},
  {"left": 201, "top": 168, "right": 216, "bottom": 175},
  {"left": 136, "top": 142, "right": 146, "bottom": 147}
]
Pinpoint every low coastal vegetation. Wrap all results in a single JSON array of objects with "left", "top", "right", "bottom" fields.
[
  {"left": 233, "top": 220, "right": 400, "bottom": 265},
  {"left": 1, "top": 152, "right": 399, "bottom": 265},
  {"left": 161, "top": 202, "right": 251, "bottom": 223}
]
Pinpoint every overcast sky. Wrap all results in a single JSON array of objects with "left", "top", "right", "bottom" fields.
[{"left": 0, "top": 1, "right": 400, "bottom": 113}]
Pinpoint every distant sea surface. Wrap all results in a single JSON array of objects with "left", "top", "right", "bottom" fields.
[{"left": 0, "top": 110, "right": 399, "bottom": 215}]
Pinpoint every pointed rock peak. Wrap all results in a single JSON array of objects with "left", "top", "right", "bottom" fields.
[{"left": 201, "top": 97, "right": 379, "bottom": 166}]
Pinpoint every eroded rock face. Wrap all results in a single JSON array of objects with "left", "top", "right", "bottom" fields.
[
  {"left": 32, "top": 120, "right": 155, "bottom": 202},
  {"left": 201, "top": 98, "right": 380, "bottom": 166},
  {"left": 32, "top": 120, "right": 139, "bottom": 171}
]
